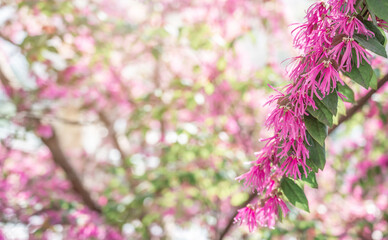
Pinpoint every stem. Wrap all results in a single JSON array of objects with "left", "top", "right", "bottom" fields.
[
  {"left": 0, "top": 64, "right": 102, "bottom": 213},
  {"left": 98, "top": 111, "right": 137, "bottom": 187},
  {"left": 41, "top": 130, "right": 102, "bottom": 213},
  {"left": 98, "top": 112, "right": 128, "bottom": 162},
  {"left": 218, "top": 193, "right": 257, "bottom": 240},
  {"left": 219, "top": 73, "right": 388, "bottom": 239},
  {"left": 329, "top": 73, "right": 388, "bottom": 134}
]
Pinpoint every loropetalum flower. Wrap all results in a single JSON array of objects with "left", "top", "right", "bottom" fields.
[
  {"left": 236, "top": 164, "right": 268, "bottom": 192},
  {"left": 234, "top": 205, "right": 257, "bottom": 232},
  {"left": 331, "top": 15, "right": 373, "bottom": 37},
  {"left": 234, "top": 194, "right": 289, "bottom": 231},
  {"left": 377, "top": 18, "right": 388, "bottom": 31},
  {"left": 236, "top": 0, "right": 376, "bottom": 231},
  {"left": 304, "top": 58, "right": 343, "bottom": 97},
  {"left": 256, "top": 195, "right": 289, "bottom": 229},
  {"left": 330, "top": 36, "right": 372, "bottom": 72},
  {"left": 281, "top": 155, "right": 309, "bottom": 180}
]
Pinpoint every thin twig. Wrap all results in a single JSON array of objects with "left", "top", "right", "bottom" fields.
[
  {"left": 218, "top": 193, "right": 257, "bottom": 240},
  {"left": 41, "top": 130, "right": 102, "bottom": 213},
  {"left": 329, "top": 73, "right": 388, "bottom": 134},
  {"left": 0, "top": 63, "right": 102, "bottom": 213},
  {"left": 98, "top": 112, "right": 127, "bottom": 161}
]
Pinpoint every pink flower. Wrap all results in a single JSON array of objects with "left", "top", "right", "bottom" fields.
[
  {"left": 256, "top": 195, "right": 289, "bottom": 228},
  {"left": 74, "top": 35, "right": 95, "bottom": 53},
  {"left": 286, "top": 82, "right": 316, "bottom": 116},
  {"left": 37, "top": 125, "right": 53, "bottom": 138},
  {"left": 281, "top": 156, "right": 309, "bottom": 180},
  {"left": 98, "top": 196, "right": 108, "bottom": 206},
  {"left": 377, "top": 18, "right": 388, "bottom": 31},
  {"left": 330, "top": 37, "right": 371, "bottom": 72},
  {"left": 265, "top": 108, "right": 297, "bottom": 139},
  {"left": 304, "top": 59, "right": 343, "bottom": 97},
  {"left": 225, "top": 118, "right": 240, "bottom": 134},
  {"left": 292, "top": 2, "right": 330, "bottom": 51},
  {"left": 331, "top": 15, "right": 374, "bottom": 37},
  {"left": 329, "top": 0, "right": 357, "bottom": 14},
  {"left": 236, "top": 164, "right": 269, "bottom": 193},
  {"left": 234, "top": 205, "right": 257, "bottom": 232}
]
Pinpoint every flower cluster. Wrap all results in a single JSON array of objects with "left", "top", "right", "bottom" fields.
[{"left": 236, "top": 0, "right": 380, "bottom": 231}]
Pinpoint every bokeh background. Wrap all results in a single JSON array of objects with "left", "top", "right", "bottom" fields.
[{"left": 0, "top": 0, "right": 387, "bottom": 239}]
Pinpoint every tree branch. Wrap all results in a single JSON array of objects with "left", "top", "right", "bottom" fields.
[
  {"left": 329, "top": 73, "right": 388, "bottom": 134},
  {"left": 0, "top": 33, "right": 16, "bottom": 46},
  {"left": 219, "top": 73, "right": 388, "bottom": 239},
  {"left": 41, "top": 129, "right": 102, "bottom": 213},
  {"left": 98, "top": 111, "right": 136, "bottom": 184},
  {"left": 98, "top": 112, "right": 127, "bottom": 159},
  {"left": 218, "top": 192, "right": 257, "bottom": 240},
  {"left": 0, "top": 62, "right": 101, "bottom": 214}
]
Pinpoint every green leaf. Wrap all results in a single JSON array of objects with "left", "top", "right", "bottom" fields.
[
  {"left": 151, "top": 46, "right": 162, "bottom": 59},
  {"left": 217, "top": 57, "right": 227, "bottom": 71},
  {"left": 307, "top": 97, "right": 333, "bottom": 126},
  {"left": 320, "top": 90, "right": 338, "bottom": 115},
  {"left": 370, "top": 71, "right": 378, "bottom": 90},
  {"left": 337, "top": 83, "right": 355, "bottom": 103},
  {"left": 306, "top": 133, "right": 326, "bottom": 172},
  {"left": 377, "top": 102, "right": 388, "bottom": 124},
  {"left": 343, "top": 57, "right": 374, "bottom": 89},
  {"left": 366, "top": 0, "right": 388, "bottom": 23},
  {"left": 46, "top": 46, "right": 58, "bottom": 53},
  {"left": 337, "top": 98, "right": 346, "bottom": 117},
  {"left": 304, "top": 115, "right": 327, "bottom": 146},
  {"left": 354, "top": 34, "right": 387, "bottom": 58},
  {"left": 281, "top": 177, "right": 310, "bottom": 212},
  {"left": 277, "top": 205, "right": 283, "bottom": 222},
  {"left": 299, "top": 167, "right": 318, "bottom": 189},
  {"left": 362, "top": 20, "right": 386, "bottom": 46}
]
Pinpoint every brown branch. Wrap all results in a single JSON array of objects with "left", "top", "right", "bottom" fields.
[
  {"left": 98, "top": 111, "right": 137, "bottom": 183},
  {"left": 329, "top": 73, "right": 388, "bottom": 134},
  {"left": 219, "top": 73, "right": 388, "bottom": 239},
  {"left": 98, "top": 112, "right": 127, "bottom": 161},
  {"left": 53, "top": 116, "right": 99, "bottom": 126},
  {"left": 41, "top": 129, "right": 102, "bottom": 213},
  {"left": 0, "top": 33, "right": 16, "bottom": 46},
  {"left": 0, "top": 62, "right": 15, "bottom": 97},
  {"left": 0, "top": 63, "right": 102, "bottom": 213},
  {"left": 218, "top": 192, "right": 257, "bottom": 240}
]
